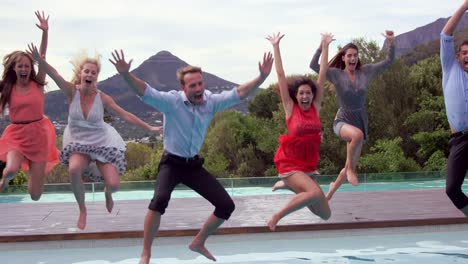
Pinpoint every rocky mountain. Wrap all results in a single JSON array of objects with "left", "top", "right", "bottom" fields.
[{"left": 393, "top": 13, "right": 468, "bottom": 58}]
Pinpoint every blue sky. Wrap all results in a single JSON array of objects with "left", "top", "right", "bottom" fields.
[{"left": 0, "top": 0, "right": 459, "bottom": 90}]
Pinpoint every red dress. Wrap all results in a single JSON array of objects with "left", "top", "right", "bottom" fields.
[
  {"left": 0, "top": 82, "right": 60, "bottom": 173},
  {"left": 274, "top": 104, "right": 322, "bottom": 174}
]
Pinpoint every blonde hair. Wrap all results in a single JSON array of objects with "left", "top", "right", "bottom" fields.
[
  {"left": 176, "top": 65, "right": 202, "bottom": 85},
  {"left": 70, "top": 50, "right": 102, "bottom": 85}
]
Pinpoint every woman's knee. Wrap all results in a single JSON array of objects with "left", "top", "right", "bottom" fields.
[
  {"left": 350, "top": 130, "right": 364, "bottom": 143},
  {"left": 68, "top": 165, "right": 84, "bottom": 179},
  {"left": 29, "top": 192, "right": 42, "bottom": 201},
  {"left": 319, "top": 207, "right": 331, "bottom": 220}
]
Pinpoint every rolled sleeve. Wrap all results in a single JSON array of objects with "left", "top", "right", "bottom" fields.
[
  {"left": 140, "top": 83, "right": 175, "bottom": 113},
  {"left": 211, "top": 87, "right": 242, "bottom": 113},
  {"left": 440, "top": 33, "right": 456, "bottom": 72}
]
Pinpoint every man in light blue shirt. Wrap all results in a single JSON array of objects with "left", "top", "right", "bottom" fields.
[
  {"left": 441, "top": 0, "right": 468, "bottom": 216},
  {"left": 111, "top": 50, "right": 273, "bottom": 263}
]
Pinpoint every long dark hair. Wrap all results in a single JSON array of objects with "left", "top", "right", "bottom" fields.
[
  {"left": 0, "top": 51, "right": 42, "bottom": 114},
  {"left": 329, "top": 43, "right": 362, "bottom": 70},
  {"left": 288, "top": 76, "right": 317, "bottom": 104}
]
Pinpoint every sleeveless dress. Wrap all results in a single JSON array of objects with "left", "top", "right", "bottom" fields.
[
  {"left": 0, "top": 82, "right": 60, "bottom": 173},
  {"left": 60, "top": 88, "right": 126, "bottom": 181},
  {"left": 274, "top": 104, "right": 322, "bottom": 175}
]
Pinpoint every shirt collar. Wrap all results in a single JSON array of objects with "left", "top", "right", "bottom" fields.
[{"left": 181, "top": 90, "right": 208, "bottom": 106}]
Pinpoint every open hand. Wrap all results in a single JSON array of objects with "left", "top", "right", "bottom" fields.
[
  {"left": 266, "top": 32, "right": 285, "bottom": 46},
  {"left": 258, "top": 52, "right": 273, "bottom": 79},
  {"left": 35, "top": 10, "right": 49, "bottom": 32},
  {"left": 109, "top": 49, "right": 133, "bottom": 74},
  {"left": 321, "top": 32, "right": 335, "bottom": 46}
]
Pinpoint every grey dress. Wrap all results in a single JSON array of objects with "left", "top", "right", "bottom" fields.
[{"left": 310, "top": 45, "right": 395, "bottom": 140}]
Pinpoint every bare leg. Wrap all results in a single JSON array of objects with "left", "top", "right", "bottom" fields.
[
  {"left": 326, "top": 168, "right": 346, "bottom": 200},
  {"left": 68, "top": 154, "right": 90, "bottom": 230},
  {"left": 339, "top": 124, "right": 364, "bottom": 186},
  {"left": 0, "top": 151, "right": 23, "bottom": 191},
  {"left": 188, "top": 214, "right": 223, "bottom": 261},
  {"left": 267, "top": 172, "right": 327, "bottom": 231},
  {"left": 139, "top": 210, "right": 161, "bottom": 264},
  {"left": 28, "top": 161, "right": 47, "bottom": 201},
  {"left": 96, "top": 162, "right": 120, "bottom": 213}
]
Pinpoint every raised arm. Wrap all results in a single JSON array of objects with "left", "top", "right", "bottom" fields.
[
  {"left": 365, "top": 30, "right": 396, "bottom": 76},
  {"left": 110, "top": 50, "right": 147, "bottom": 96},
  {"left": 266, "top": 32, "right": 293, "bottom": 117},
  {"left": 34, "top": 10, "right": 49, "bottom": 84},
  {"left": 28, "top": 43, "right": 74, "bottom": 101},
  {"left": 309, "top": 43, "right": 322, "bottom": 73},
  {"left": 443, "top": 0, "right": 468, "bottom": 35},
  {"left": 236, "top": 52, "right": 273, "bottom": 99},
  {"left": 314, "top": 33, "right": 334, "bottom": 113},
  {"left": 101, "top": 92, "right": 161, "bottom": 132}
]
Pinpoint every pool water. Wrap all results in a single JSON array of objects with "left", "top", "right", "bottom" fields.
[
  {"left": 0, "top": 179, "right": 460, "bottom": 204},
  {"left": 2, "top": 225, "right": 468, "bottom": 263}
]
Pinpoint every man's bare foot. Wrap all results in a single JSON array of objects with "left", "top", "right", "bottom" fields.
[
  {"left": 346, "top": 169, "right": 359, "bottom": 186},
  {"left": 272, "top": 180, "right": 287, "bottom": 192},
  {"left": 189, "top": 239, "right": 216, "bottom": 261},
  {"left": 267, "top": 215, "right": 280, "bottom": 231},
  {"left": 139, "top": 255, "right": 150, "bottom": 264},
  {"left": 325, "top": 182, "right": 336, "bottom": 200},
  {"left": 105, "top": 191, "right": 114, "bottom": 213},
  {"left": 77, "top": 211, "right": 87, "bottom": 230}
]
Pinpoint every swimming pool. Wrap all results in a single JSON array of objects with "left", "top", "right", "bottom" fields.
[
  {"left": 0, "top": 179, "right": 462, "bottom": 204},
  {"left": 2, "top": 224, "right": 468, "bottom": 263}
]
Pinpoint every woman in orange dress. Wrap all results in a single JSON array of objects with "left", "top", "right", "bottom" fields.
[
  {"left": 266, "top": 32, "right": 333, "bottom": 231},
  {"left": 0, "top": 11, "right": 59, "bottom": 199}
]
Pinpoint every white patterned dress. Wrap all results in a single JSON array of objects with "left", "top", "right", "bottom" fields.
[{"left": 60, "top": 88, "right": 126, "bottom": 181}]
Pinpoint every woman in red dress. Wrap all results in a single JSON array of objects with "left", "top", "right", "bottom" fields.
[
  {"left": 266, "top": 32, "right": 333, "bottom": 231},
  {"left": 0, "top": 11, "right": 59, "bottom": 199}
]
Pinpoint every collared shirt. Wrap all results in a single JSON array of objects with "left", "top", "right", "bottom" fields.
[
  {"left": 141, "top": 83, "right": 241, "bottom": 157},
  {"left": 441, "top": 33, "right": 468, "bottom": 132}
]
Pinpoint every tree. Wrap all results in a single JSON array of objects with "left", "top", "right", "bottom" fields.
[
  {"left": 125, "top": 142, "right": 154, "bottom": 170},
  {"left": 359, "top": 137, "right": 420, "bottom": 173},
  {"left": 247, "top": 84, "right": 280, "bottom": 119}
]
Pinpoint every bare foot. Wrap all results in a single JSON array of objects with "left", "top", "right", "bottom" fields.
[
  {"left": 139, "top": 255, "right": 150, "bottom": 264},
  {"left": 267, "top": 215, "right": 280, "bottom": 231},
  {"left": 346, "top": 168, "right": 359, "bottom": 186},
  {"left": 272, "top": 180, "right": 287, "bottom": 192},
  {"left": 105, "top": 191, "right": 114, "bottom": 213},
  {"left": 0, "top": 173, "right": 15, "bottom": 192},
  {"left": 325, "top": 182, "right": 336, "bottom": 200},
  {"left": 188, "top": 239, "right": 216, "bottom": 261},
  {"left": 77, "top": 211, "right": 87, "bottom": 230},
  {"left": 0, "top": 178, "right": 7, "bottom": 192}
]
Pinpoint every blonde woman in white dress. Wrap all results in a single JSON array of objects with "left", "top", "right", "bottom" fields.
[{"left": 29, "top": 44, "right": 160, "bottom": 229}]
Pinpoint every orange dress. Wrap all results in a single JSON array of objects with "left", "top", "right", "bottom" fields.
[
  {"left": 274, "top": 104, "right": 322, "bottom": 174},
  {"left": 0, "top": 82, "right": 59, "bottom": 173}
]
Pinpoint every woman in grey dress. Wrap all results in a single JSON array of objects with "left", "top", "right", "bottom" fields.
[{"left": 310, "top": 31, "right": 395, "bottom": 200}]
